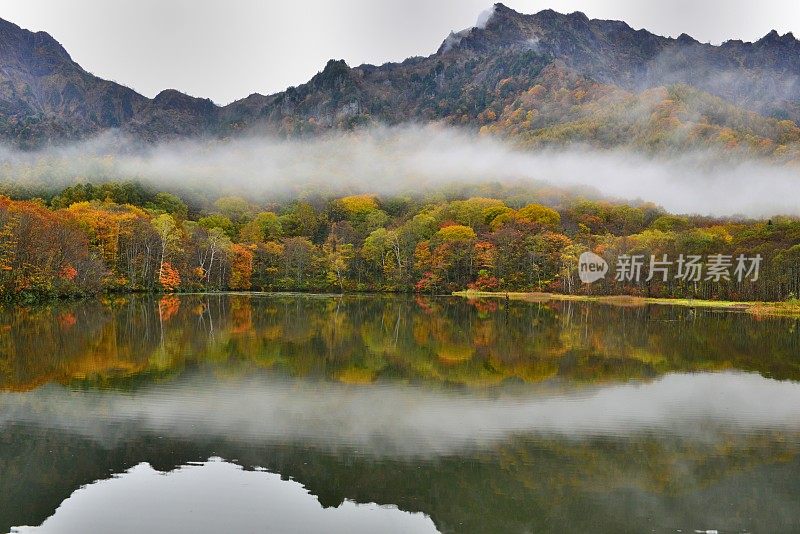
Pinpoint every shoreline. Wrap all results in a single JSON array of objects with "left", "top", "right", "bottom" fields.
[
  {"left": 4, "top": 289, "right": 800, "bottom": 318},
  {"left": 453, "top": 290, "right": 800, "bottom": 318}
]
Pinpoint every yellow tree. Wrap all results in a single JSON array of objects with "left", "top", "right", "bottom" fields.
[
  {"left": 151, "top": 213, "right": 180, "bottom": 286},
  {"left": 229, "top": 244, "right": 255, "bottom": 290}
]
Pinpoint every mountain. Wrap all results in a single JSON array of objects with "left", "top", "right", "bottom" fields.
[
  {"left": 0, "top": 18, "right": 145, "bottom": 145},
  {"left": 0, "top": 17, "right": 215, "bottom": 147},
  {"left": 2, "top": 3, "right": 800, "bottom": 154}
]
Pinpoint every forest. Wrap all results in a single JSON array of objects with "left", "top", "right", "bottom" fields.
[{"left": 0, "top": 180, "right": 798, "bottom": 302}]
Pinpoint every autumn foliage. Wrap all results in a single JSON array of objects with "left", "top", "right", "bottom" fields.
[
  {"left": 228, "top": 244, "right": 254, "bottom": 290},
  {"left": 0, "top": 186, "right": 798, "bottom": 302},
  {"left": 159, "top": 262, "right": 181, "bottom": 291}
]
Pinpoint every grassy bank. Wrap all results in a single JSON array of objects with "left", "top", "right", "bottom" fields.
[{"left": 453, "top": 290, "right": 800, "bottom": 318}]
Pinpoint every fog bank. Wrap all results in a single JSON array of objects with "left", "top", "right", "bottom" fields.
[{"left": 1, "top": 125, "right": 798, "bottom": 217}]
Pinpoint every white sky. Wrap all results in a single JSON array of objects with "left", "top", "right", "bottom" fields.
[{"left": 2, "top": 0, "right": 799, "bottom": 104}]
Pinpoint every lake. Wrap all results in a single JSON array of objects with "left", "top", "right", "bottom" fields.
[{"left": 1, "top": 293, "right": 799, "bottom": 533}]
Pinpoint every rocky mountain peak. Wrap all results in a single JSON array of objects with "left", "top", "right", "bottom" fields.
[
  {"left": 756, "top": 29, "right": 799, "bottom": 46},
  {"left": 153, "top": 89, "right": 215, "bottom": 112},
  {"left": 676, "top": 33, "right": 700, "bottom": 45},
  {"left": 0, "top": 18, "right": 74, "bottom": 74},
  {"left": 311, "top": 59, "right": 353, "bottom": 90}
]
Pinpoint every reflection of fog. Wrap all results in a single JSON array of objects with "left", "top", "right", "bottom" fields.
[
  {"left": 12, "top": 459, "right": 438, "bottom": 534},
  {"left": 2, "top": 371, "right": 800, "bottom": 456}
]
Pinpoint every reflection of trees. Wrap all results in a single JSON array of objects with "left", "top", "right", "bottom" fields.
[
  {"left": 0, "top": 299, "right": 160, "bottom": 391},
  {"left": 1, "top": 295, "right": 799, "bottom": 391}
]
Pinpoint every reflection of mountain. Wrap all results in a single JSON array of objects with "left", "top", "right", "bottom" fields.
[
  {"left": 2, "top": 419, "right": 799, "bottom": 533},
  {"left": 1, "top": 294, "right": 799, "bottom": 392}
]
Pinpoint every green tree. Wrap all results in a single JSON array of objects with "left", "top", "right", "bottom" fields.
[
  {"left": 198, "top": 214, "right": 236, "bottom": 238},
  {"left": 148, "top": 192, "right": 188, "bottom": 219}
]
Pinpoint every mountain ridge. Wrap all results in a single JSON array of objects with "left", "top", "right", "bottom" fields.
[{"left": 1, "top": 3, "right": 800, "bottom": 151}]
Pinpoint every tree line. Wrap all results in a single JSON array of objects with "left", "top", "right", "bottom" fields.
[{"left": 0, "top": 182, "right": 798, "bottom": 301}]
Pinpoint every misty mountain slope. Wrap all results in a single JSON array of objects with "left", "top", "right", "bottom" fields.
[
  {"left": 480, "top": 62, "right": 800, "bottom": 154},
  {"left": 228, "top": 55, "right": 800, "bottom": 157},
  {"left": 2, "top": 3, "right": 800, "bottom": 152}
]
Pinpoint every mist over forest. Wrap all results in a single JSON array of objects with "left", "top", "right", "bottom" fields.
[{"left": 2, "top": 124, "right": 799, "bottom": 218}]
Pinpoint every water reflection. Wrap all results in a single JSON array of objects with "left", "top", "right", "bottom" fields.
[
  {"left": 12, "top": 460, "right": 438, "bottom": 534},
  {"left": 1, "top": 294, "right": 799, "bottom": 533},
  {"left": 1, "top": 293, "right": 798, "bottom": 391},
  {"left": 3, "top": 372, "right": 800, "bottom": 455}
]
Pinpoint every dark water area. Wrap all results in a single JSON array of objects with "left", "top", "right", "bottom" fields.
[{"left": 1, "top": 294, "right": 799, "bottom": 533}]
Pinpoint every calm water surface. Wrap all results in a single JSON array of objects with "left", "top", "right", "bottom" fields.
[{"left": 1, "top": 294, "right": 799, "bottom": 533}]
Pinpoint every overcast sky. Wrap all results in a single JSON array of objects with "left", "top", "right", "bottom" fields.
[{"left": 2, "top": 0, "right": 799, "bottom": 104}]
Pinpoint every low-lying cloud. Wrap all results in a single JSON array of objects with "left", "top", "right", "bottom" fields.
[{"left": 1, "top": 125, "right": 799, "bottom": 217}]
